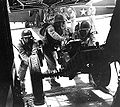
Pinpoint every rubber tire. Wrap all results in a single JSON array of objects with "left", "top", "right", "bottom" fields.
[{"left": 91, "top": 61, "right": 111, "bottom": 87}]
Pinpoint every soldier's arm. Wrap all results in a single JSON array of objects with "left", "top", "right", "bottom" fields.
[
  {"left": 47, "top": 25, "right": 65, "bottom": 41},
  {"left": 17, "top": 42, "right": 29, "bottom": 62},
  {"left": 88, "top": 34, "right": 96, "bottom": 46}
]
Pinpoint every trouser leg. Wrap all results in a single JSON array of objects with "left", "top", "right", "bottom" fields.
[
  {"left": 18, "top": 61, "right": 28, "bottom": 81},
  {"left": 12, "top": 71, "right": 24, "bottom": 107},
  {"left": 44, "top": 51, "right": 56, "bottom": 70},
  {"left": 43, "top": 48, "right": 61, "bottom": 87},
  {"left": 43, "top": 46, "right": 56, "bottom": 71}
]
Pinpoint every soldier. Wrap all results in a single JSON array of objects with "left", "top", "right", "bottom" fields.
[
  {"left": 18, "top": 29, "right": 45, "bottom": 106},
  {"left": 79, "top": 20, "right": 95, "bottom": 46},
  {"left": 68, "top": 20, "right": 95, "bottom": 58},
  {"left": 74, "top": 20, "right": 95, "bottom": 46},
  {"left": 40, "top": 14, "right": 67, "bottom": 88},
  {"left": 72, "top": 20, "right": 96, "bottom": 85}
]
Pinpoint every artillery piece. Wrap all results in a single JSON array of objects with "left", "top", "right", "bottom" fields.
[
  {"left": 32, "top": 39, "right": 111, "bottom": 88},
  {"left": 60, "top": 41, "right": 111, "bottom": 88}
]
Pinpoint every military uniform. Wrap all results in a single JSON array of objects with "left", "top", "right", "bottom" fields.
[
  {"left": 18, "top": 30, "right": 44, "bottom": 105},
  {"left": 41, "top": 14, "right": 66, "bottom": 87}
]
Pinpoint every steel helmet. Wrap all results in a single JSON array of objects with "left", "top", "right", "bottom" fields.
[
  {"left": 80, "top": 21, "right": 91, "bottom": 30},
  {"left": 54, "top": 14, "right": 65, "bottom": 23},
  {"left": 21, "top": 29, "right": 32, "bottom": 39}
]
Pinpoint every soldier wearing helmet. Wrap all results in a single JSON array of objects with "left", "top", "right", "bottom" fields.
[
  {"left": 74, "top": 20, "right": 96, "bottom": 85},
  {"left": 41, "top": 14, "right": 69, "bottom": 88},
  {"left": 21, "top": 29, "right": 34, "bottom": 44},
  {"left": 18, "top": 29, "right": 45, "bottom": 105},
  {"left": 74, "top": 20, "right": 95, "bottom": 46}
]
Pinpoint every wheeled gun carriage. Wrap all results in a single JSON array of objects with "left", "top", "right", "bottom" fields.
[
  {"left": 36, "top": 39, "right": 111, "bottom": 88},
  {"left": 14, "top": 39, "right": 111, "bottom": 107},
  {"left": 61, "top": 40, "right": 111, "bottom": 87}
]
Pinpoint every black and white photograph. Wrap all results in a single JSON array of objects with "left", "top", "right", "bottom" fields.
[{"left": 0, "top": 0, "right": 120, "bottom": 107}]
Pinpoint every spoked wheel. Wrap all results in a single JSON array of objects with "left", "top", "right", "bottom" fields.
[{"left": 91, "top": 61, "right": 111, "bottom": 87}]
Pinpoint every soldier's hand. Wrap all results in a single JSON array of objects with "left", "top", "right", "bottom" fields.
[
  {"left": 24, "top": 60, "right": 29, "bottom": 65},
  {"left": 61, "top": 40, "right": 66, "bottom": 47}
]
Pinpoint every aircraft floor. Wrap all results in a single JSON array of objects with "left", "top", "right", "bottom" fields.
[
  {"left": 24, "top": 73, "right": 115, "bottom": 107},
  {"left": 10, "top": 16, "right": 119, "bottom": 107}
]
